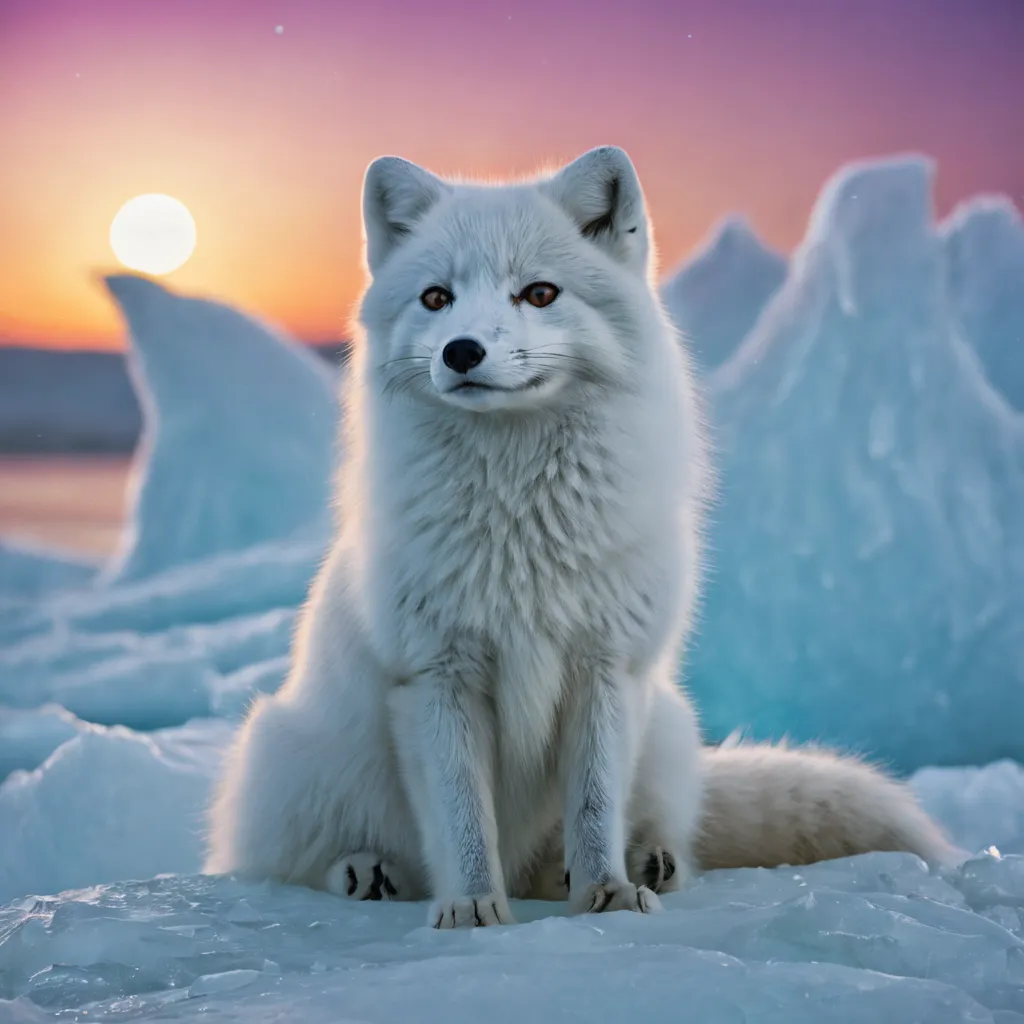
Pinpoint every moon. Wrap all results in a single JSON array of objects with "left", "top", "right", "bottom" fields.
[{"left": 109, "top": 194, "right": 196, "bottom": 276}]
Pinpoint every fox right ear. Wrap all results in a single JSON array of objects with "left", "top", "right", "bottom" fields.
[
  {"left": 541, "top": 146, "right": 651, "bottom": 277},
  {"left": 362, "top": 157, "right": 450, "bottom": 274}
]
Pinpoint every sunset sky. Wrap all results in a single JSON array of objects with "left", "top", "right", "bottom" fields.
[{"left": 1, "top": 0, "right": 1021, "bottom": 351}]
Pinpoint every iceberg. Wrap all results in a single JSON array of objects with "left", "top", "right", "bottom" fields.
[
  {"left": 942, "top": 196, "right": 1024, "bottom": 411},
  {"left": 689, "top": 157, "right": 1024, "bottom": 773},
  {"left": 661, "top": 216, "right": 787, "bottom": 372},
  {"left": 101, "top": 275, "right": 338, "bottom": 583}
]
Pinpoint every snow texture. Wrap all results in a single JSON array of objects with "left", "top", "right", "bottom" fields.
[
  {"left": 0, "top": 155, "right": 1023, "bottom": 1021},
  {"left": 943, "top": 196, "right": 1024, "bottom": 411},
  {"left": 661, "top": 216, "right": 787, "bottom": 372},
  {"left": 1, "top": 852, "right": 1022, "bottom": 1022},
  {"left": 1, "top": 694, "right": 1023, "bottom": 1019},
  {"left": 691, "top": 156, "right": 1024, "bottom": 773},
  {"left": 101, "top": 275, "right": 338, "bottom": 583}
]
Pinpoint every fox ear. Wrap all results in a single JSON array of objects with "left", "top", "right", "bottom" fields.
[
  {"left": 541, "top": 146, "right": 651, "bottom": 276},
  {"left": 362, "top": 157, "right": 450, "bottom": 274}
]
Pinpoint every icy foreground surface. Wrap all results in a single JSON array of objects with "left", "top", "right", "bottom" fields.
[
  {"left": 662, "top": 216, "right": 787, "bottom": 372},
  {"left": 101, "top": 276, "right": 337, "bottom": 583},
  {"left": 1, "top": 706, "right": 1022, "bottom": 1020},
  {"left": 1, "top": 853, "right": 1023, "bottom": 1023},
  {"left": 691, "top": 158, "right": 1024, "bottom": 772}
]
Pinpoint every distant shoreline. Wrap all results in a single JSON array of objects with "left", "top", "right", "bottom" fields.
[{"left": 0, "top": 343, "right": 348, "bottom": 456}]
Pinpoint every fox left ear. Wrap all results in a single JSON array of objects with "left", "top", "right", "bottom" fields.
[
  {"left": 541, "top": 146, "right": 651, "bottom": 277},
  {"left": 362, "top": 156, "right": 451, "bottom": 275}
]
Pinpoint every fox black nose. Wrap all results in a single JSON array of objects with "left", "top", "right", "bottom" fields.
[{"left": 442, "top": 337, "right": 486, "bottom": 374}]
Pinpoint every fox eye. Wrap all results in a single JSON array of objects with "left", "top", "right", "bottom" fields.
[
  {"left": 519, "top": 282, "right": 560, "bottom": 308},
  {"left": 420, "top": 287, "right": 453, "bottom": 311}
]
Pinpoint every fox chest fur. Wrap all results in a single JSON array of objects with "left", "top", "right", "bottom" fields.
[{"left": 353, "top": 390, "right": 690, "bottom": 687}]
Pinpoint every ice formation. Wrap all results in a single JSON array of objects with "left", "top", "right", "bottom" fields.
[
  {"left": 0, "top": 718, "right": 234, "bottom": 904},
  {"left": 942, "top": 196, "right": 1024, "bottom": 411},
  {"left": 661, "top": 216, "right": 787, "bottom": 372},
  {"left": 0, "top": 541, "right": 97, "bottom": 599},
  {"left": 690, "top": 157, "right": 1024, "bottom": 773},
  {"left": 102, "top": 275, "right": 338, "bottom": 583}
]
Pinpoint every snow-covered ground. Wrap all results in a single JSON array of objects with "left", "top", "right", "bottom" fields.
[
  {"left": 2, "top": 850, "right": 1023, "bottom": 1023},
  {"left": 2, "top": 156, "right": 1023, "bottom": 1021}
]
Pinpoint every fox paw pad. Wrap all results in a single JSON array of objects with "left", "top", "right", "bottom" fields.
[{"left": 326, "top": 853, "right": 405, "bottom": 901}]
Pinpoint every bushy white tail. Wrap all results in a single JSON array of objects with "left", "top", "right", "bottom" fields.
[{"left": 695, "top": 740, "right": 957, "bottom": 871}]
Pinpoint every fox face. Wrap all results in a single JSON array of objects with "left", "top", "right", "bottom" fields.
[{"left": 357, "top": 147, "right": 663, "bottom": 413}]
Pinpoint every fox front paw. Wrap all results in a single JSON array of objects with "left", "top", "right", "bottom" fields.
[
  {"left": 429, "top": 894, "right": 516, "bottom": 929},
  {"left": 326, "top": 852, "right": 409, "bottom": 901},
  {"left": 569, "top": 878, "right": 662, "bottom": 916}
]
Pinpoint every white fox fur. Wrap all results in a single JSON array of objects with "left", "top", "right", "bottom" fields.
[{"left": 204, "top": 146, "right": 953, "bottom": 927}]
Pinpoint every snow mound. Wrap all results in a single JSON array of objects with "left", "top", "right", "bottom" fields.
[
  {"left": 102, "top": 275, "right": 337, "bottom": 583},
  {"left": 0, "top": 540, "right": 97, "bottom": 599},
  {"left": 942, "top": 196, "right": 1024, "bottom": 411},
  {"left": 662, "top": 216, "right": 787, "bottom": 372},
  {"left": 692, "top": 157, "right": 1024, "bottom": 773},
  {"left": 0, "top": 718, "right": 234, "bottom": 903},
  {"left": 1, "top": 852, "right": 1021, "bottom": 1022}
]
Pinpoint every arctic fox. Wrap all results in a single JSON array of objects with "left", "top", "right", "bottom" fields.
[{"left": 205, "top": 146, "right": 953, "bottom": 927}]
